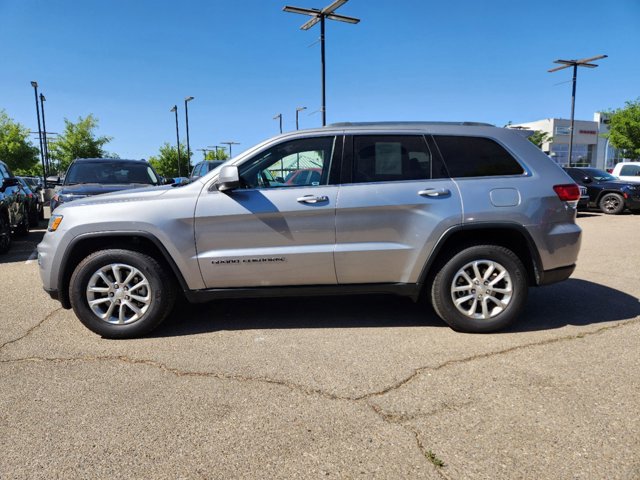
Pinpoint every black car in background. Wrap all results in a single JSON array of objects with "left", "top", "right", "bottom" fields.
[
  {"left": 17, "top": 177, "right": 44, "bottom": 226},
  {"left": 0, "top": 160, "right": 30, "bottom": 254},
  {"left": 49, "top": 158, "right": 164, "bottom": 211},
  {"left": 190, "top": 160, "right": 225, "bottom": 180},
  {"left": 564, "top": 167, "right": 640, "bottom": 215}
]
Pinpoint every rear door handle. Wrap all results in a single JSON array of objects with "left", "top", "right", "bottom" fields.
[
  {"left": 418, "top": 188, "right": 450, "bottom": 197},
  {"left": 297, "top": 195, "right": 329, "bottom": 204}
]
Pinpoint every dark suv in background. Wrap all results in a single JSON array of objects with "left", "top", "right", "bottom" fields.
[
  {"left": 190, "top": 160, "right": 225, "bottom": 180},
  {"left": 0, "top": 160, "right": 30, "bottom": 254},
  {"left": 49, "top": 158, "right": 163, "bottom": 211},
  {"left": 564, "top": 167, "right": 640, "bottom": 214}
]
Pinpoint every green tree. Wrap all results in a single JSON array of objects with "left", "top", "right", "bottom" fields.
[
  {"left": 148, "top": 143, "right": 191, "bottom": 178},
  {"left": 48, "top": 114, "right": 113, "bottom": 173},
  {"left": 528, "top": 130, "right": 551, "bottom": 149},
  {"left": 203, "top": 148, "right": 229, "bottom": 161},
  {"left": 606, "top": 99, "right": 640, "bottom": 160},
  {"left": 0, "top": 110, "right": 39, "bottom": 173}
]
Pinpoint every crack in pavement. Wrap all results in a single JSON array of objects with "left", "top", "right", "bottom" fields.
[
  {"left": 353, "top": 318, "right": 640, "bottom": 401},
  {"left": 2, "top": 316, "right": 638, "bottom": 474},
  {"left": 0, "top": 307, "right": 62, "bottom": 352}
]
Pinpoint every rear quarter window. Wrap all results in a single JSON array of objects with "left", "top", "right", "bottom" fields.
[{"left": 434, "top": 136, "right": 524, "bottom": 178}]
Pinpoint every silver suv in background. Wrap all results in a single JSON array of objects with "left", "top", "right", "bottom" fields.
[{"left": 38, "top": 122, "right": 582, "bottom": 338}]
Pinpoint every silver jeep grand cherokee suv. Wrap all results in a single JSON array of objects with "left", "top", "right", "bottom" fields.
[{"left": 38, "top": 122, "right": 582, "bottom": 338}]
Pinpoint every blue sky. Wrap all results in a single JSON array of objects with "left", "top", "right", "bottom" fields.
[{"left": 1, "top": 0, "right": 639, "bottom": 161}]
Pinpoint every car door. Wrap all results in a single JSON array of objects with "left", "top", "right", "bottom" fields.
[
  {"left": 195, "top": 135, "right": 342, "bottom": 288},
  {"left": 334, "top": 134, "right": 462, "bottom": 284},
  {"left": 0, "top": 163, "right": 20, "bottom": 226}
]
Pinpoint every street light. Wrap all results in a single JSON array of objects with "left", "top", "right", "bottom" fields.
[
  {"left": 184, "top": 96, "right": 194, "bottom": 169},
  {"left": 170, "top": 105, "right": 182, "bottom": 177},
  {"left": 296, "top": 106, "right": 307, "bottom": 130},
  {"left": 221, "top": 141, "right": 240, "bottom": 158},
  {"left": 39, "top": 94, "right": 50, "bottom": 174},
  {"left": 273, "top": 113, "right": 283, "bottom": 134},
  {"left": 30, "top": 81, "right": 47, "bottom": 182},
  {"left": 283, "top": 0, "right": 360, "bottom": 127},
  {"left": 548, "top": 54, "right": 607, "bottom": 166}
]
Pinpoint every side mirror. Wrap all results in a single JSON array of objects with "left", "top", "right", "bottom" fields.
[
  {"left": 46, "top": 175, "right": 61, "bottom": 186},
  {"left": 1, "top": 177, "right": 20, "bottom": 191},
  {"left": 216, "top": 165, "right": 240, "bottom": 192},
  {"left": 582, "top": 176, "right": 592, "bottom": 184}
]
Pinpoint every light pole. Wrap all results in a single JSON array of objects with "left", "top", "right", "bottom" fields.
[
  {"left": 30, "top": 81, "right": 47, "bottom": 182},
  {"left": 283, "top": 0, "right": 360, "bottom": 127},
  {"left": 170, "top": 105, "right": 181, "bottom": 177},
  {"left": 39, "top": 94, "right": 50, "bottom": 174},
  {"left": 273, "top": 113, "right": 283, "bottom": 134},
  {"left": 548, "top": 54, "right": 607, "bottom": 167},
  {"left": 221, "top": 141, "right": 240, "bottom": 158},
  {"left": 184, "top": 96, "right": 194, "bottom": 169},
  {"left": 295, "top": 106, "right": 307, "bottom": 130}
]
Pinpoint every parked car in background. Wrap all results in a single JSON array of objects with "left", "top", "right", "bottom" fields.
[
  {"left": 564, "top": 167, "right": 640, "bottom": 214},
  {"left": 0, "top": 160, "right": 30, "bottom": 253},
  {"left": 284, "top": 167, "right": 322, "bottom": 186},
  {"left": 190, "top": 160, "right": 225, "bottom": 180},
  {"left": 39, "top": 122, "right": 582, "bottom": 338},
  {"left": 48, "top": 158, "right": 164, "bottom": 211},
  {"left": 17, "top": 177, "right": 44, "bottom": 226},
  {"left": 611, "top": 162, "right": 640, "bottom": 183},
  {"left": 21, "top": 176, "right": 45, "bottom": 203}
]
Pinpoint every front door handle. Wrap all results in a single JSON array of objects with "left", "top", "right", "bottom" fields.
[
  {"left": 418, "top": 188, "right": 450, "bottom": 197},
  {"left": 297, "top": 195, "right": 329, "bottom": 204}
]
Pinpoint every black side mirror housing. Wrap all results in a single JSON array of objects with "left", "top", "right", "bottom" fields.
[
  {"left": 582, "top": 176, "right": 592, "bottom": 184},
  {"left": 1, "top": 177, "right": 20, "bottom": 191}
]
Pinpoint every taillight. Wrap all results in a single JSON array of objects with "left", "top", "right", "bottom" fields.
[{"left": 553, "top": 184, "right": 580, "bottom": 202}]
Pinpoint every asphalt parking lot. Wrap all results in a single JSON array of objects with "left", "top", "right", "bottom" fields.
[{"left": 1, "top": 212, "right": 639, "bottom": 479}]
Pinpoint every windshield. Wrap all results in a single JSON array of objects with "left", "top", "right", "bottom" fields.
[
  {"left": 65, "top": 162, "right": 159, "bottom": 185},
  {"left": 581, "top": 168, "right": 617, "bottom": 182}
]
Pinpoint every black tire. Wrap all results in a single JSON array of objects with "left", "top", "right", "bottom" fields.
[
  {"left": 430, "top": 245, "right": 528, "bottom": 333},
  {"left": 69, "top": 249, "right": 176, "bottom": 339},
  {"left": 0, "top": 213, "right": 11, "bottom": 254},
  {"left": 15, "top": 207, "right": 29, "bottom": 236},
  {"left": 598, "top": 193, "right": 625, "bottom": 215},
  {"left": 28, "top": 205, "right": 39, "bottom": 227}
]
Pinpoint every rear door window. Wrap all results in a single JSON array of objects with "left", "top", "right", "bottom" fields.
[
  {"left": 433, "top": 136, "right": 524, "bottom": 178},
  {"left": 352, "top": 135, "right": 432, "bottom": 183}
]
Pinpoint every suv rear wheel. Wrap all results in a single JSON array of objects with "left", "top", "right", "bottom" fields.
[
  {"left": 431, "top": 245, "right": 528, "bottom": 333},
  {"left": 69, "top": 249, "right": 176, "bottom": 339}
]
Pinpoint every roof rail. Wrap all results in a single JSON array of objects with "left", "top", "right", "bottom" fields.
[{"left": 327, "top": 121, "right": 495, "bottom": 128}]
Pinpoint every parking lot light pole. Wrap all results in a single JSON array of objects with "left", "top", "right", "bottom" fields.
[
  {"left": 170, "top": 105, "right": 181, "bottom": 177},
  {"left": 283, "top": 0, "right": 360, "bottom": 127},
  {"left": 296, "top": 106, "right": 307, "bottom": 130},
  {"left": 221, "top": 141, "right": 240, "bottom": 158},
  {"left": 184, "top": 96, "right": 194, "bottom": 169},
  {"left": 30, "top": 81, "right": 47, "bottom": 182},
  {"left": 548, "top": 54, "right": 607, "bottom": 167},
  {"left": 274, "top": 113, "right": 283, "bottom": 134},
  {"left": 39, "top": 94, "right": 50, "bottom": 175}
]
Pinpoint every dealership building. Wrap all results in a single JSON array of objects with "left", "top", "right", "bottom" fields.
[{"left": 508, "top": 113, "right": 620, "bottom": 170}]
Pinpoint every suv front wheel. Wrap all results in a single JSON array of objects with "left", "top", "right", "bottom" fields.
[
  {"left": 69, "top": 249, "right": 176, "bottom": 338},
  {"left": 431, "top": 245, "right": 528, "bottom": 333}
]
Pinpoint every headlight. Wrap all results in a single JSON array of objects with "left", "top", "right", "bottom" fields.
[
  {"left": 47, "top": 214, "right": 63, "bottom": 232},
  {"left": 55, "top": 193, "right": 87, "bottom": 203}
]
